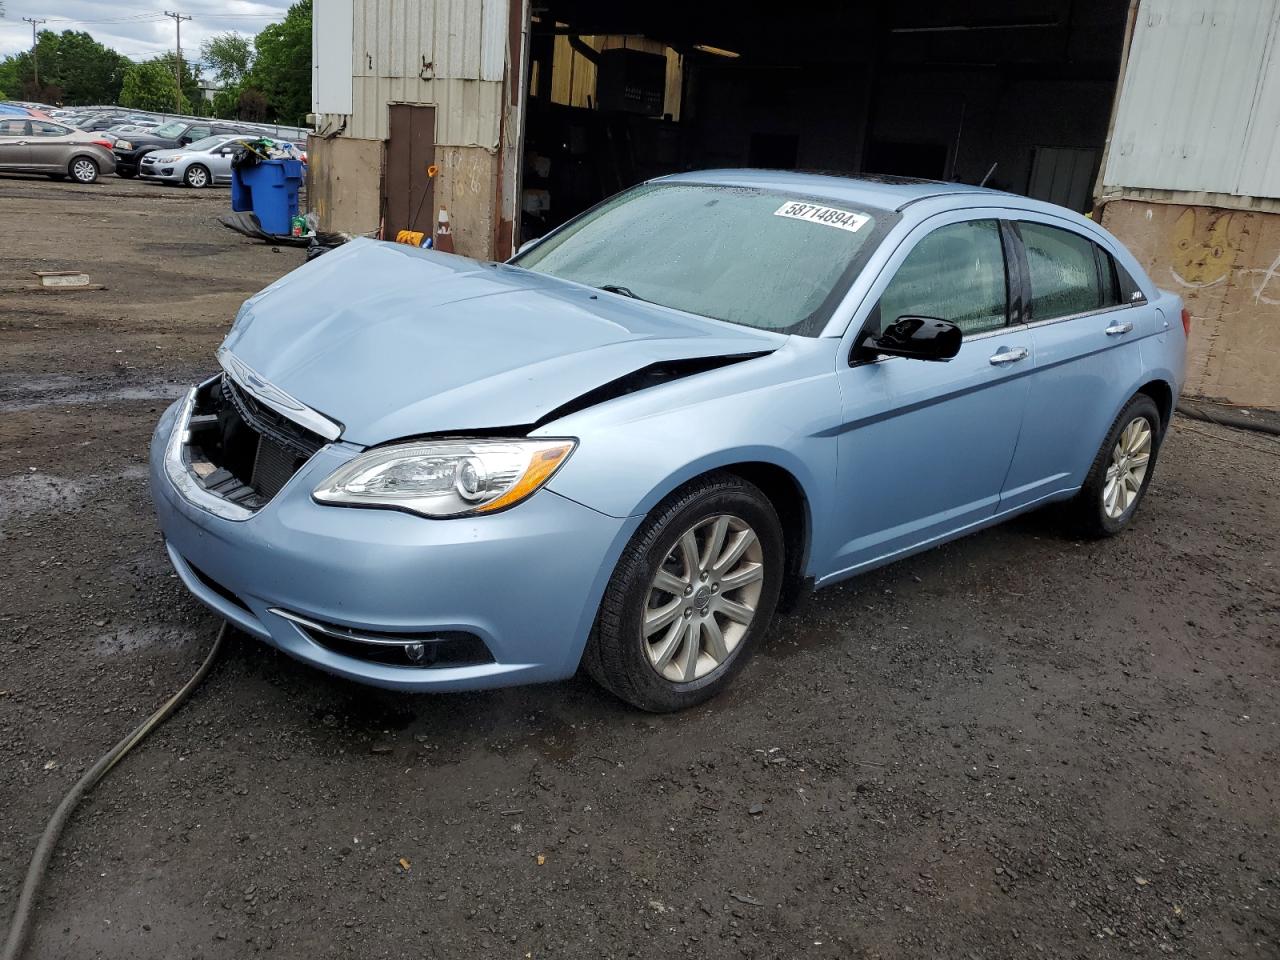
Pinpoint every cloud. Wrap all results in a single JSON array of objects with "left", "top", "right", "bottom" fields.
[{"left": 0, "top": 1, "right": 292, "bottom": 74}]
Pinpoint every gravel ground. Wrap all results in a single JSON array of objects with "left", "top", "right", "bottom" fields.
[{"left": 1, "top": 175, "right": 1278, "bottom": 960}]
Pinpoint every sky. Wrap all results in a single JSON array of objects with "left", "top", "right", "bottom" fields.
[{"left": 0, "top": 1, "right": 291, "bottom": 72}]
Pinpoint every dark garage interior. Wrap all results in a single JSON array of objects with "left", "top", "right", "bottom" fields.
[{"left": 519, "top": 0, "right": 1130, "bottom": 239}]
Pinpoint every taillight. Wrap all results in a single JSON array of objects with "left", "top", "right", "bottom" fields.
[
  {"left": 92, "top": 138, "right": 112, "bottom": 149},
  {"left": 1181, "top": 307, "right": 1192, "bottom": 337}
]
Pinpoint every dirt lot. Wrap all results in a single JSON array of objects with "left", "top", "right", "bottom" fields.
[{"left": 1, "top": 175, "right": 1278, "bottom": 960}]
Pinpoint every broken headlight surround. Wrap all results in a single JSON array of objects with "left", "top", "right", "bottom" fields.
[{"left": 312, "top": 438, "right": 576, "bottom": 518}]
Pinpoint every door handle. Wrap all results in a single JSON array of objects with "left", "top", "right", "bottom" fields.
[
  {"left": 989, "top": 347, "right": 1029, "bottom": 366},
  {"left": 1105, "top": 321, "right": 1134, "bottom": 336}
]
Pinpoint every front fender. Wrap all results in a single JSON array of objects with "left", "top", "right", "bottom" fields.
[{"left": 540, "top": 337, "right": 842, "bottom": 577}]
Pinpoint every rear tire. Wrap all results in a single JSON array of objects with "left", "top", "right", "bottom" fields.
[
  {"left": 1068, "top": 394, "right": 1162, "bottom": 538},
  {"left": 584, "top": 473, "right": 784, "bottom": 712},
  {"left": 69, "top": 157, "right": 99, "bottom": 184},
  {"left": 184, "top": 163, "right": 210, "bottom": 188},
  {"left": 117, "top": 167, "right": 137, "bottom": 179}
]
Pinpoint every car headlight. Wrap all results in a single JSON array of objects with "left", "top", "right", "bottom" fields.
[
  {"left": 313, "top": 438, "right": 576, "bottom": 518},
  {"left": 116, "top": 139, "right": 132, "bottom": 150}
]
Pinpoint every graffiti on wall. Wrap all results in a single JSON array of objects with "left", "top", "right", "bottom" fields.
[{"left": 1167, "top": 208, "right": 1280, "bottom": 305}]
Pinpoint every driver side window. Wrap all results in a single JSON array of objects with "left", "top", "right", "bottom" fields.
[{"left": 873, "top": 219, "right": 1009, "bottom": 336}]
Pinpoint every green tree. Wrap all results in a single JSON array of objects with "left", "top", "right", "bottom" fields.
[
  {"left": 152, "top": 52, "right": 202, "bottom": 113},
  {"left": 0, "top": 55, "right": 22, "bottom": 100},
  {"left": 119, "top": 60, "right": 179, "bottom": 112},
  {"left": 45, "top": 31, "right": 130, "bottom": 104},
  {"left": 201, "top": 32, "right": 254, "bottom": 86},
  {"left": 0, "top": 30, "right": 129, "bottom": 105},
  {"left": 248, "top": 0, "right": 312, "bottom": 125}
]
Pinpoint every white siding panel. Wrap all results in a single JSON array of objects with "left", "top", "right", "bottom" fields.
[
  {"left": 1105, "top": 0, "right": 1280, "bottom": 197},
  {"left": 313, "top": 0, "right": 355, "bottom": 115},
  {"left": 1238, "top": 10, "right": 1280, "bottom": 196},
  {"left": 481, "top": 0, "right": 510, "bottom": 82}
]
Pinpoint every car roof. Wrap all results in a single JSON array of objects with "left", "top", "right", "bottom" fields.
[{"left": 656, "top": 168, "right": 1011, "bottom": 213}]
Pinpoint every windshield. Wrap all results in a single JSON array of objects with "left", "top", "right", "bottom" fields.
[
  {"left": 152, "top": 120, "right": 186, "bottom": 138},
  {"left": 514, "top": 182, "right": 894, "bottom": 335},
  {"left": 188, "top": 135, "right": 231, "bottom": 151}
]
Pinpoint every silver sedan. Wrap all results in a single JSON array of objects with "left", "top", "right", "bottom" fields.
[{"left": 139, "top": 135, "right": 246, "bottom": 188}]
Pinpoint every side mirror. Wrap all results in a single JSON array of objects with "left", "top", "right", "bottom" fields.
[
  {"left": 179, "top": 136, "right": 192, "bottom": 145},
  {"left": 861, "top": 316, "right": 962, "bottom": 362}
]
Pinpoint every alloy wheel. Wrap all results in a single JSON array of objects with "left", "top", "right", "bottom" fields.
[
  {"left": 72, "top": 159, "right": 96, "bottom": 183},
  {"left": 186, "top": 166, "right": 209, "bottom": 188},
  {"left": 1103, "top": 416, "right": 1152, "bottom": 519},
  {"left": 642, "top": 514, "right": 764, "bottom": 683}
]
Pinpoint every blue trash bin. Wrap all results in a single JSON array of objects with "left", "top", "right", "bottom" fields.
[{"left": 231, "top": 158, "right": 304, "bottom": 236}]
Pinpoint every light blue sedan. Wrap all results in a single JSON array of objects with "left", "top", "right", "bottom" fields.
[{"left": 150, "top": 171, "right": 1187, "bottom": 711}]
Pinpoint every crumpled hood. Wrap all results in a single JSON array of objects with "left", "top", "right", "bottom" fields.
[{"left": 222, "top": 238, "right": 784, "bottom": 445}]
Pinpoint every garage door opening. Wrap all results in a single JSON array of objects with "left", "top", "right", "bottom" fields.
[{"left": 516, "top": 0, "right": 1131, "bottom": 244}]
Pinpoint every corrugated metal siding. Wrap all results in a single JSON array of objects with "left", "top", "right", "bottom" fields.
[
  {"left": 1104, "top": 0, "right": 1280, "bottom": 200},
  {"left": 349, "top": 76, "right": 505, "bottom": 144},
  {"left": 319, "top": 0, "right": 508, "bottom": 146},
  {"left": 1238, "top": 13, "right": 1280, "bottom": 196}
]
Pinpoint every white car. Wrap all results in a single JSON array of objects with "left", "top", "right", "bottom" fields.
[{"left": 139, "top": 134, "right": 247, "bottom": 188}]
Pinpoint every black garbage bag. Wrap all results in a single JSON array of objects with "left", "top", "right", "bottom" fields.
[
  {"left": 306, "top": 231, "right": 359, "bottom": 261},
  {"left": 217, "top": 211, "right": 309, "bottom": 246}
]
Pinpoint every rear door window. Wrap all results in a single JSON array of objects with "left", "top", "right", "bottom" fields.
[
  {"left": 1019, "top": 222, "right": 1105, "bottom": 321},
  {"left": 32, "top": 122, "right": 70, "bottom": 137}
]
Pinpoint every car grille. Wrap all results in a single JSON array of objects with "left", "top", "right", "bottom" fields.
[{"left": 183, "top": 374, "right": 327, "bottom": 511}]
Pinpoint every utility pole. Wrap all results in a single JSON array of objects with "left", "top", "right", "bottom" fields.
[
  {"left": 163, "top": 11, "right": 192, "bottom": 114},
  {"left": 22, "top": 17, "right": 46, "bottom": 89}
]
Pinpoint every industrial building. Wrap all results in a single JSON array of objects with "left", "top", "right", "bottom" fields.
[{"left": 308, "top": 0, "right": 1280, "bottom": 406}]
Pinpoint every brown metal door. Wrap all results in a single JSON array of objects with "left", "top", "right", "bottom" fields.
[{"left": 384, "top": 104, "right": 436, "bottom": 238}]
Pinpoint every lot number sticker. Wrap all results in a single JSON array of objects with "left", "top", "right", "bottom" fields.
[{"left": 774, "top": 201, "right": 869, "bottom": 233}]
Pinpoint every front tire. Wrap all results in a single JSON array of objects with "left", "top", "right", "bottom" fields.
[
  {"left": 584, "top": 473, "right": 784, "bottom": 712},
  {"left": 184, "top": 163, "right": 210, "bottom": 188},
  {"left": 69, "top": 157, "right": 99, "bottom": 184},
  {"left": 1069, "top": 393, "right": 1162, "bottom": 538}
]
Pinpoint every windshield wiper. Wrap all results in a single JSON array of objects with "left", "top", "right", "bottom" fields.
[{"left": 599, "top": 283, "right": 645, "bottom": 301}]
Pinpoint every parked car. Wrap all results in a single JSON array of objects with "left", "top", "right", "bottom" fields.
[
  {"left": 0, "top": 118, "right": 115, "bottom": 182},
  {"left": 74, "top": 114, "right": 130, "bottom": 132},
  {"left": 140, "top": 134, "right": 247, "bottom": 188},
  {"left": 113, "top": 119, "right": 247, "bottom": 178},
  {"left": 150, "top": 171, "right": 1187, "bottom": 711}
]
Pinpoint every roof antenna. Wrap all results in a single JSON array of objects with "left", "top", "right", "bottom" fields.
[{"left": 979, "top": 162, "right": 998, "bottom": 188}]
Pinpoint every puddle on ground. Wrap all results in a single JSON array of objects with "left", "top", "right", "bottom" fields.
[{"left": 0, "top": 380, "right": 183, "bottom": 412}]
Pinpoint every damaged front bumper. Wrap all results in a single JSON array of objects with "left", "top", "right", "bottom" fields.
[{"left": 149, "top": 399, "right": 640, "bottom": 691}]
